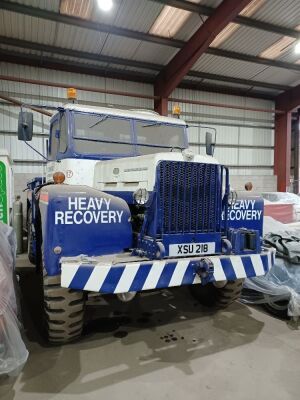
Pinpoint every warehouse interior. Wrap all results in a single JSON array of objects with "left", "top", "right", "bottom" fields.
[{"left": 0, "top": 0, "right": 300, "bottom": 399}]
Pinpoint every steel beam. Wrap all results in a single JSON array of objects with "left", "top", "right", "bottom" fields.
[
  {"left": 0, "top": 0, "right": 183, "bottom": 47},
  {"left": 152, "top": 0, "right": 300, "bottom": 39},
  {"left": 274, "top": 112, "right": 292, "bottom": 191},
  {"left": 206, "top": 47, "right": 300, "bottom": 72},
  {"left": 1, "top": 1, "right": 300, "bottom": 72},
  {"left": 187, "top": 71, "right": 288, "bottom": 91},
  {"left": 154, "top": 0, "right": 252, "bottom": 105},
  {"left": 0, "top": 49, "right": 157, "bottom": 85},
  {"left": 179, "top": 80, "right": 275, "bottom": 100},
  {"left": 0, "top": 36, "right": 290, "bottom": 91},
  {"left": 0, "top": 50, "right": 276, "bottom": 101},
  {"left": 276, "top": 83, "right": 300, "bottom": 112},
  {"left": 0, "top": 36, "right": 162, "bottom": 73}
]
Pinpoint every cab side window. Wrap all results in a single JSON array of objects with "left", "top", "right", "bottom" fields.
[{"left": 48, "top": 120, "right": 59, "bottom": 161}]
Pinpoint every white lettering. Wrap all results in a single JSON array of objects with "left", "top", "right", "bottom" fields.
[
  {"left": 116, "top": 210, "right": 123, "bottom": 223},
  {"left": 108, "top": 210, "right": 116, "bottom": 223},
  {"left": 83, "top": 211, "right": 93, "bottom": 224},
  {"left": 92, "top": 211, "right": 101, "bottom": 223},
  {"left": 78, "top": 197, "right": 87, "bottom": 210},
  {"left": 104, "top": 198, "right": 111, "bottom": 210},
  {"left": 87, "top": 197, "right": 96, "bottom": 210},
  {"left": 64, "top": 210, "right": 74, "bottom": 224},
  {"left": 68, "top": 197, "right": 77, "bottom": 210},
  {"left": 95, "top": 197, "right": 103, "bottom": 210},
  {"left": 55, "top": 211, "right": 64, "bottom": 224},
  {"left": 73, "top": 211, "right": 83, "bottom": 224},
  {"left": 101, "top": 211, "right": 108, "bottom": 223},
  {"left": 55, "top": 196, "right": 124, "bottom": 224},
  {"left": 256, "top": 210, "right": 262, "bottom": 219}
]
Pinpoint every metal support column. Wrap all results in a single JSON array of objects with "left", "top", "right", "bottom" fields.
[
  {"left": 154, "top": 97, "right": 168, "bottom": 116},
  {"left": 274, "top": 112, "right": 292, "bottom": 192},
  {"left": 292, "top": 111, "right": 300, "bottom": 194}
]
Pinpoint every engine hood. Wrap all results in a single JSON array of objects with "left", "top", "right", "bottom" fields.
[{"left": 94, "top": 151, "right": 220, "bottom": 195}]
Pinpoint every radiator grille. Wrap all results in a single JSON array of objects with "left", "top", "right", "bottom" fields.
[{"left": 157, "top": 161, "right": 223, "bottom": 234}]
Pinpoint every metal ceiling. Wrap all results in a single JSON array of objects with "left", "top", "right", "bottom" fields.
[{"left": 0, "top": 0, "right": 300, "bottom": 99}]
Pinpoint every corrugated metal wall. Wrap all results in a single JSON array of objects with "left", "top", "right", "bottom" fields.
[
  {"left": 0, "top": 63, "right": 275, "bottom": 183},
  {"left": 170, "top": 88, "right": 274, "bottom": 177},
  {"left": 0, "top": 63, "right": 154, "bottom": 173}
]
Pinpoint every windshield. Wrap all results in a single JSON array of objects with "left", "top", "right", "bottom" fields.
[
  {"left": 135, "top": 120, "right": 186, "bottom": 155},
  {"left": 74, "top": 114, "right": 133, "bottom": 155},
  {"left": 73, "top": 113, "right": 186, "bottom": 156}
]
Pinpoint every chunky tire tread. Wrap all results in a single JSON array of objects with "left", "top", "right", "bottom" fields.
[
  {"left": 190, "top": 279, "right": 244, "bottom": 309},
  {"left": 43, "top": 274, "right": 85, "bottom": 343},
  {"left": 27, "top": 208, "right": 36, "bottom": 265}
]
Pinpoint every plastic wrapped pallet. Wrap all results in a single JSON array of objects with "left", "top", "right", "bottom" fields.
[
  {"left": 241, "top": 217, "right": 300, "bottom": 318},
  {"left": 242, "top": 258, "right": 300, "bottom": 317},
  {"left": 0, "top": 222, "right": 28, "bottom": 375}
]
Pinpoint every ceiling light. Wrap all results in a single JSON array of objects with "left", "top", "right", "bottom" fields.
[
  {"left": 97, "top": 0, "right": 113, "bottom": 12},
  {"left": 259, "top": 25, "right": 300, "bottom": 60},
  {"left": 260, "top": 36, "right": 296, "bottom": 59},
  {"left": 295, "top": 41, "right": 300, "bottom": 54},
  {"left": 210, "top": 0, "right": 266, "bottom": 47},
  {"left": 60, "top": 0, "right": 93, "bottom": 19},
  {"left": 149, "top": 0, "right": 201, "bottom": 38}
]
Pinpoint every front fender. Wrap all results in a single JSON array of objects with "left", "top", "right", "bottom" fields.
[{"left": 38, "top": 184, "right": 132, "bottom": 276}]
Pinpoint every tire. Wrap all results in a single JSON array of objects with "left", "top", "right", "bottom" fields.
[
  {"left": 43, "top": 274, "right": 85, "bottom": 343},
  {"left": 189, "top": 279, "right": 244, "bottom": 309},
  {"left": 27, "top": 208, "right": 36, "bottom": 265},
  {"left": 263, "top": 297, "right": 289, "bottom": 319}
]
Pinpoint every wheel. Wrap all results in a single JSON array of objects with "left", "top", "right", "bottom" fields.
[
  {"left": 27, "top": 208, "right": 36, "bottom": 265},
  {"left": 43, "top": 274, "right": 85, "bottom": 343},
  {"left": 263, "top": 296, "right": 289, "bottom": 319},
  {"left": 189, "top": 279, "right": 244, "bottom": 308}
]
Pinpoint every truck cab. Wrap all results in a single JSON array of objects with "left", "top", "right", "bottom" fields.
[
  {"left": 18, "top": 103, "right": 274, "bottom": 344},
  {"left": 46, "top": 104, "right": 189, "bottom": 184}
]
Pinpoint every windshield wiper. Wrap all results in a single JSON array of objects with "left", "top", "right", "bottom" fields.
[
  {"left": 142, "top": 122, "right": 163, "bottom": 128},
  {"left": 89, "top": 115, "right": 108, "bottom": 129}
]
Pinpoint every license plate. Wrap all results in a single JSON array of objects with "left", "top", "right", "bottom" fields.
[{"left": 169, "top": 242, "right": 215, "bottom": 257}]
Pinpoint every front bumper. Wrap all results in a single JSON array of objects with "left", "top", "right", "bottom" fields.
[{"left": 60, "top": 249, "right": 275, "bottom": 294}]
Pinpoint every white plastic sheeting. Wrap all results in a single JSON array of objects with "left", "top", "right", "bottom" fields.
[
  {"left": 241, "top": 217, "right": 300, "bottom": 318},
  {"left": 0, "top": 222, "right": 28, "bottom": 375}
]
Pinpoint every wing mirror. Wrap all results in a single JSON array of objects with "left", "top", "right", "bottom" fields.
[
  {"left": 18, "top": 111, "right": 33, "bottom": 141},
  {"left": 205, "top": 131, "right": 215, "bottom": 156}
]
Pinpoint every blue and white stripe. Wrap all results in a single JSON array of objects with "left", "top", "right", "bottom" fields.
[{"left": 60, "top": 250, "right": 275, "bottom": 294}]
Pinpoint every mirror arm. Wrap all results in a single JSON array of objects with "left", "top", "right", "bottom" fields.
[{"left": 24, "top": 141, "right": 48, "bottom": 161}]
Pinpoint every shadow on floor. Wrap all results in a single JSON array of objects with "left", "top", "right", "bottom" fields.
[{"left": 3, "top": 265, "right": 265, "bottom": 396}]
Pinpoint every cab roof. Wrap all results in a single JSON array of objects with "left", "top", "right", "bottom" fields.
[{"left": 61, "top": 104, "right": 187, "bottom": 126}]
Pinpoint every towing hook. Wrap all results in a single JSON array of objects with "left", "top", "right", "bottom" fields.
[{"left": 194, "top": 258, "right": 214, "bottom": 285}]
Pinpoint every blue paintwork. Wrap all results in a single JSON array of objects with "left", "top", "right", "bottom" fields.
[
  {"left": 48, "top": 109, "right": 188, "bottom": 162},
  {"left": 224, "top": 196, "right": 264, "bottom": 236},
  {"left": 26, "top": 106, "right": 268, "bottom": 288},
  {"left": 26, "top": 176, "right": 45, "bottom": 261},
  {"left": 134, "top": 160, "right": 229, "bottom": 259},
  {"left": 227, "top": 228, "right": 261, "bottom": 255},
  {"left": 38, "top": 185, "right": 132, "bottom": 276},
  {"left": 64, "top": 250, "right": 274, "bottom": 293}
]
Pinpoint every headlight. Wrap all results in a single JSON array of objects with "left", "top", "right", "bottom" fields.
[{"left": 133, "top": 188, "right": 149, "bottom": 205}]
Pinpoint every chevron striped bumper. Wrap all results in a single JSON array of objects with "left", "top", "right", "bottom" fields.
[{"left": 60, "top": 249, "right": 275, "bottom": 294}]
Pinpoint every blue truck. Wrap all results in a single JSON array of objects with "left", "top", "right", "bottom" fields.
[{"left": 18, "top": 103, "right": 274, "bottom": 343}]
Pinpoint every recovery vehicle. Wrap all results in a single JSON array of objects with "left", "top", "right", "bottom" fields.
[{"left": 18, "top": 97, "right": 275, "bottom": 343}]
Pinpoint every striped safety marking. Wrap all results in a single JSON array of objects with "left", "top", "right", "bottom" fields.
[{"left": 60, "top": 250, "right": 275, "bottom": 294}]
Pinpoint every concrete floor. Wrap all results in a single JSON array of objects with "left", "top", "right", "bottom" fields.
[{"left": 1, "top": 254, "right": 300, "bottom": 400}]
